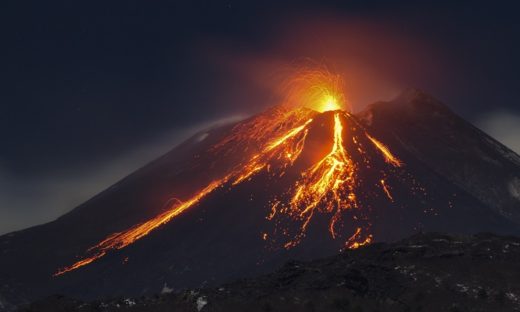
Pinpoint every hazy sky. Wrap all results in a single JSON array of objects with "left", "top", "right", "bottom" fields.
[{"left": 1, "top": 0, "right": 520, "bottom": 234}]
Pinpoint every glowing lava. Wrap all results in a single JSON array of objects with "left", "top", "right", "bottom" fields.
[
  {"left": 366, "top": 134, "right": 403, "bottom": 167},
  {"left": 54, "top": 178, "right": 228, "bottom": 276},
  {"left": 282, "top": 67, "right": 349, "bottom": 112},
  {"left": 55, "top": 113, "right": 315, "bottom": 276},
  {"left": 380, "top": 179, "right": 394, "bottom": 201},
  {"left": 321, "top": 95, "right": 342, "bottom": 112},
  {"left": 273, "top": 113, "right": 357, "bottom": 248},
  {"left": 55, "top": 69, "right": 407, "bottom": 276},
  {"left": 346, "top": 227, "right": 373, "bottom": 249}
]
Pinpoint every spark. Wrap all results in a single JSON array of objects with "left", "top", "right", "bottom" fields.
[{"left": 380, "top": 179, "right": 394, "bottom": 201}]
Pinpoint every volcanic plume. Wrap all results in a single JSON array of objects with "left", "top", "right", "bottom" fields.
[{"left": 54, "top": 69, "right": 411, "bottom": 276}]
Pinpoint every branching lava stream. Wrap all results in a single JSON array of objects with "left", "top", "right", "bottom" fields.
[{"left": 55, "top": 70, "right": 406, "bottom": 276}]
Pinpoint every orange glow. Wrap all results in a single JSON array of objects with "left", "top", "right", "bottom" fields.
[
  {"left": 282, "top": 67, "right": 348, "bottom": 112},
  {"left": 321, "top": 95, "right": 342, "bottom": 112},
  {"left": 366, "top": 134, "right": 402, "bottom": 167}
]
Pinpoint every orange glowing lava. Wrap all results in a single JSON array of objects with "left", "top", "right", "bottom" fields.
[
  {"left": 346, "top": 227, "right": 373, "bottom": 249},
  {"left": 380, "top": 179, "right": 393, "bottom": 201},
  {"left": 54, "top": 178, "right": 228, "bottom": 276},
  {"left": 55, "top": 114, "right": 314, "bottom": 276},
  {"left": 273, "top": 112, "right": 357, "bottom": 248},
  {"left": 366, "top": 134, "right": 403, "bottom": 167},
  {"left": 55, "top": 69, "right": 406, "bottom": 276}
]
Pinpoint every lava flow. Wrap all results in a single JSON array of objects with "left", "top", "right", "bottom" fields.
[
  {"left": 55, "top": 69, "right": 406, "bottom": 276},
  {"left": 55, "top": 110, "right": 315, "bottom": 276},
  {"left": 274, "top": 113, "right": 357, "bottom": 248}
]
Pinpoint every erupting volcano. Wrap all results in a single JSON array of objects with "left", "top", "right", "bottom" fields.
[
  {"left": 2, "top": 76, "right": 520, "bottom": 307},
  {"left": 54, "top": 69, "right": 408, "bottom": 276}
]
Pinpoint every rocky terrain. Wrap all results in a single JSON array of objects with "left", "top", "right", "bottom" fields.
[{"left": 20, "top": 232, "right": 520, "bottom": 312}]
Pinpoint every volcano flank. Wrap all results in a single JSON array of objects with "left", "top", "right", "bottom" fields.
[{"left": 1, "top": 89, "right": 520, "bottom": 309}]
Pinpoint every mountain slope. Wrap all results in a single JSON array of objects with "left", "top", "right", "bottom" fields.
[
  {"left": 1, "top": 90, "right": 520, "bottom": 309},
  {"left": 359, "top": 89, "right": 520, "bottom": 222}
]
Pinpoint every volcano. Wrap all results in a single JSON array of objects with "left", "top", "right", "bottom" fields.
[{"left": 1, "top": 89, "right": 520, "bottom": 309}]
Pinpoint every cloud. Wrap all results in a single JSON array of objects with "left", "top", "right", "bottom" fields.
[
  {"left": 476, "top": 111, "right": 520, "bottom": 154},
  {"left": 0, "top": 115, "right": 245, "bottom": 235}
]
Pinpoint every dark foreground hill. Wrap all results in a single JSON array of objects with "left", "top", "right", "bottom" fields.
[{"left": 20, "top": 232, "right": 520, "bottom": 312}]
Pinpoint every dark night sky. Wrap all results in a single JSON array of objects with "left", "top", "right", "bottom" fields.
[{"left": 1, "top": 0, "right": 520, "bottom": 234}]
